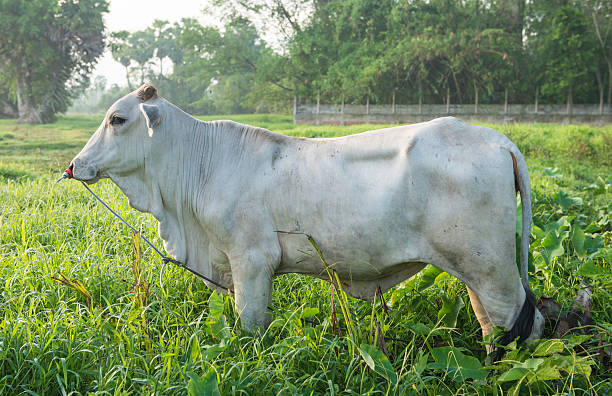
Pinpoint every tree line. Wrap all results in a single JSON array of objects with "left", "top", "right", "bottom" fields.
[{"left": 1, "top": 0, "right": 611, "bottom": 122}]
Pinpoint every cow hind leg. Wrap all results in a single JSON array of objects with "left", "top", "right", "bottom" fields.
[
  {"left": 431, "top": 248, "right": 543, "bottom": 359},
  {"left": 465, "top": 278, "right": 543, "bottom": 360},
  {"left": 467, "top": 287, "right": 494, "bottom": 353}
]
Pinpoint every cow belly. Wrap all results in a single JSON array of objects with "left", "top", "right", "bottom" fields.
[
  {"left": 274, "top": 209, "right": 431, "bottom": 281},
  {"left": 276, "top": 260, "right": 427, "bottom": 300}
]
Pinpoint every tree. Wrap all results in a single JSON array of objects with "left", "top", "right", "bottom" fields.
[
  {"left": 0, "top": 0, "right": 108, "bottom": 123},
  {"left": 529, "top": 1, "right": 598, "bottom": 109},
  {"left": 127, "top": 31, "right": 156, "bottom": 85},
  {"left": 109, "top": 31, "right": 134, "bottom": 89},
  {"left": 210, "top": 0, "right": 315, "bottom": 41},
  {"left": 581, "top": 0, "right": 612, "bottom": 108}
]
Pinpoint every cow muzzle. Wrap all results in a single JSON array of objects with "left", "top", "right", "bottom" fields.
[{"left": 70, "top": 158, "right": 100, "bottom": 184}]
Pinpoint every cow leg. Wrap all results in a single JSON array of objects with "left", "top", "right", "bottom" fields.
[
  {"left": 464, "top": 275, "right": 544, "bottom": 357},
  {"left": 466, "top": 287, "right": 495, "bottom": 353},
  {"left": 229, "top": 250, "right": 276, "bottom": 332},
  {"left": 430, "top": 246, "right": 543, "bottom": 355}
]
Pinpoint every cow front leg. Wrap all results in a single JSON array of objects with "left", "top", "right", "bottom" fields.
[{"left": 230, "top": 251, "right": 275, "bottom": 332}]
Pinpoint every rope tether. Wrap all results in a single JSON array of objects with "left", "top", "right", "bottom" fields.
[{"left": 79, "top": 181, "right": 233, "bottom": 294}]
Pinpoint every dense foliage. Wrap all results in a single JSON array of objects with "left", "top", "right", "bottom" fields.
[
  {"left": 0, "top": 0, "right": 108, "bottom": 123},
  {"left": 0, "top": 116, "right": 609, "bottom": 394},
  {"left": 2, "top": 0, "right": 610, "bottom": 119},
  {"left": 71, "top": 0, "right": 612, "bottom": 115}
]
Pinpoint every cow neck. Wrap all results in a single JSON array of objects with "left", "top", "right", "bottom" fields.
[{"left": 144, "top": 110, "right": 219, "bottom": 264}]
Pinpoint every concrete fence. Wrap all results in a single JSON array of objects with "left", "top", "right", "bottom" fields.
[{"left": 294, "top": 103, "right": 612, "bottom": 125}]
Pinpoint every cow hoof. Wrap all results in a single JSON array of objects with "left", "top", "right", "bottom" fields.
[{"left": 524, "top": 308, "right": 545, "bottom": 345}]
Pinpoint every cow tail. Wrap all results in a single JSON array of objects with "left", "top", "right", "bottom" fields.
[
  {"left": 493, "top": 143, "right": 539, "bottom": 359},
  {"left": 508, "top": 146, "right": 532, "bottom": 292}
]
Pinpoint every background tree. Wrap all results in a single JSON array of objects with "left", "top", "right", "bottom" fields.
[
  {"left": 529, "top": 1, "right": 598, "bottom": 111},
  {"left": 109, "top": 31, "right": 134, "bottom": 89},
  {"left": 0, "top": 0, "right": 107, "bottom": 123},
  {"left": 581, "top": 0, "right": 612, "bottom": 109}
]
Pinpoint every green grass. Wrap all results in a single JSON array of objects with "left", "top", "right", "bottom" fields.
[{"left": 0, "top": 114, "right": 610, "bottom": 395}]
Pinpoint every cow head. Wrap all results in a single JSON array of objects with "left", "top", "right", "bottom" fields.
[{"left": 70, "top": 83, "right": 161, "bottom": 184}]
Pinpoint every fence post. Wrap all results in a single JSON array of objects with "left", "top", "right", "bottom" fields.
[
  {"left": 341, "top": 95, "right": 345, "bottom": 126},
  {"left": 418, "top": 95, "right": 422, "bottom": 115},
  {"left": 446, "top": 86, "right": 450, "bottom": 114},
  {"left": 316, "top": 91, "right": 320, "bottom": 125},
  {"left": 504, "top": 89, "right": 508, "bottom": 116},
  {"left": 567, "top": 87, "right": 573, "bottom": 123},
  {"left": 366, "top": 91, "right": 370, "bottom": 124},
  {"left": 474, "top": 81, "right": 478, "bottom": 114}
]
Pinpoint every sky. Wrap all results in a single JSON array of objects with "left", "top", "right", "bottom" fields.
[{"left": 92, "top": 0, "right": 212, "bottom": 87}]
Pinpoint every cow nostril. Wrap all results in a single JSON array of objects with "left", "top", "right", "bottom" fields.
[{"left": 69, "top": 162, "right": 74, "bottom": 171}]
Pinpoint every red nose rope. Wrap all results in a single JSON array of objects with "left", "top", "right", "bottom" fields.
[{"left": 56, "top": 167, "right": 73, "bottom": 182}]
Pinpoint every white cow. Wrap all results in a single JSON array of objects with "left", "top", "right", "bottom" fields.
[{"left": 70, "top": 84, "right": 543, "bottom": 354}]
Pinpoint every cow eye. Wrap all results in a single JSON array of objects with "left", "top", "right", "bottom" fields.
[{"left": 110, "top": 114, "right": 126, "bottom": 126}]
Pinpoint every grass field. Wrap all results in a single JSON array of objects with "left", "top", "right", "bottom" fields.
[{"left": 0, "top": 114, "right": 610, "bottom": 395}]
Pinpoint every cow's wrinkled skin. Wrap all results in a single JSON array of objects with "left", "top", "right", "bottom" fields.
[{"left": 70, "top": 84, "right": 544, "bottom": 351}]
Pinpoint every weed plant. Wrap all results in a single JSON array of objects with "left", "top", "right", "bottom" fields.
[{"left": 0, "top": 115, "right": 610, "bottom": 394}]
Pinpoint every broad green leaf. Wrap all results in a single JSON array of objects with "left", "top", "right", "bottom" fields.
[
  {"left": 540, "top": 230, "right": 565, "bottom": 264},
  {"left": 572, "top": 357, "right": 593, "bottom": 378},
  {"left": 428, "top": 346, "right": 489, "bottom": 381},
  {"left": 417, "top": 265, "right": 443, "bottom": 291},
  {"left": 187, "top": 369, "right": 221, "bottom": 396},
  {"left": 498, "top": 367, "right": 528, "bottom": 382},
  {"left": 584, "top": 234, "right": 604, "bottom": 253},
  {"left": 208, "top": 291, "right": 224, "bottom": 320},
  {"left": 571, "top": 224, "right": 586, "bottom": 258},
  {"left": 407, "top": 322, "right": 431, "bottom": 336},
  {"left": 189, "top": 334, "right": 201, "bottom": 362},
  {"left": 358, "top": 344, "right": 397, "bottom": 384},
  {"left": 209, "top": 315, "right": 231, "bottom": 344},
  {"left": 576, "top": 261, "right": 609, "bottom": 277},
  {"left": 548, "top": 354, "right": 593, "bottom": 378},
  {"left": 532, "top": 339, "right": 564, "bottom": 357},
  {"left": 437, "top": 294, "right": 464, "bottom": 328},
  {"left": 201, "top": 345, "right": 226, "bottom": 362},
  {"left": 531, "top": 224, "right": 545, "bottom": 240},
  {"left": 555, "top": 191, "right": 582, "bottom": 209},
  {"left": 524, "top": 358, "right": 546, "bottom": 370},
  {"left": 415, "top": 351, "right": 428, "bottom": 375},
  {"left": 545, "top": 216, "right": 571, "bottom": 232},
  {"left": 530, "top": 363, "right": 561, "bottom": 382},
  {"left": 301, "top": 307, "right": 319, "bottom": 319},
  {"left": 207, "top": 292, "right": 231, "bottom": 343},
  {"left": 498, "top": 358, "right": 546, "bottom": 383},
  {"left": 434, "top": 271, "right": 450, "bottom": 285},
  {"left": 563, "top": 335, "right": 591, "bottom": 349}
]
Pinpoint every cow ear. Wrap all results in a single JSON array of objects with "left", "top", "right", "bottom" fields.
[{"left": 140, "top": 103, "right": 160, "bottom": 136}]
